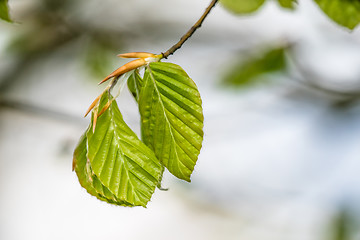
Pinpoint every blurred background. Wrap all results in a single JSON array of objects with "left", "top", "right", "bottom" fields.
[{"left": 1, "top": 0, "right": 360, "bottom": 239}]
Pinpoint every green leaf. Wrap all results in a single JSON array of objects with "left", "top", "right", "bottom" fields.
[
  {"left": 77, "top": 92, "right": 162, "bottom": 207},
  {"left": 127, "top": 71, "right": 167, "bottom": 190},
  {"left": 220, "top": 0, "right": 266, "bottom": 14},
  {"left": 278, "top": 0, "right": 296, "bottom": 10},
  {"left": 91, "top": 174, "right": 134, "bottom": 206},
  {"left": 73, "top": 132, "right": 106, "bottom": 201},
  {"left": 0, "top": 0, "right": 12, "bottom": 22},
  {"left": 73, "top": 132, "right": 133, "bottom": 206},
  {"left": 138, "top": 62, "right": 204, "bottom": 182},
  {"left": 314, "top": 0, "right": 360, "bottom": 30},
  {"left": 127, "top": 70, "right": 143, "bottom": 102},
  {"left": 223, "top": 46, "right": 287, "bottom": 87}
]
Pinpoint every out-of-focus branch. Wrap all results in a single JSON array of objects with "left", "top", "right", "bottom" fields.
[{"left": 0, "top": 97, "right": 84, "bottom": 125}]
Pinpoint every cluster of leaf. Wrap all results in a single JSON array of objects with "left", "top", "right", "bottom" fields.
[
  {"left": 220, "top": 0, "right": 360, "bottom": 30},
  {"left": 73, "top": 62, "right": 204, "bottom": 207}
]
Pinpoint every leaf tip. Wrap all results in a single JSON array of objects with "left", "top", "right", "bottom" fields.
[
  {"left": 180, "top": 175, "right": 191, "bottom": 183},
  {"left": 158, "top": 186, "right": 169, "bottom": 191},
  {"left": 98, "top": 76, "right": 112, "bottom": 85},
  {"left": 99, "top": 58, "right": 146, "bottom": 85}
]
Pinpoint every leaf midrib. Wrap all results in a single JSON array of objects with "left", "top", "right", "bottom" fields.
[
  {"left": 106, "top": 103, "right": 144, "bottom": 204},
  {"left": 147, "top": 66, "right": 188, "bottom": 177}
]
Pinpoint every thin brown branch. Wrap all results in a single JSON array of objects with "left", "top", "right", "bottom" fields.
[{"left": 161, "top": 0, "right": 219, "bottom": 59}]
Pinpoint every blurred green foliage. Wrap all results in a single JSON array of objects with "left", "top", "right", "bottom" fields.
[
  {"left": 0, "top": 0, "right": 11, "bottom": 22},
  {"left": 223, "top": 46, "right": 287, "bottom": 87},
  {"left": 83, "top": 37, "right": 120, "bottom": 80},
  {"left": 219, "top": 0, "right": 359, "bottom": 29},
  {"left": 219, "top": 0, "right": 297, "bottom": 15},
  {"left": 330, "top": 209, "right": 353, "bottom": 240},
  {"left": 277, "top": 0, "right": 297, "bottom": 10},
  {"left": 220, "top": 0, "right": 265, "bottom": 14},
  {"left": 315, "top": 0, "right": 360, "bottom": 30},
  {"left": 1, "top": 0, "right": 125, "bottom": 91}
]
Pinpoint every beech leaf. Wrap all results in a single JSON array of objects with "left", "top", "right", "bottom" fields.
[
  {"left": 139, "top": 62, "right": 204, "bottom": 182},
  {"left": 127, "top": 70, "right": 143, "bottom": 102},
  {"left": 74, "top": 92, "right": 162, "bottom": 207},
  {"left": 73, "top": 132, "right": 134, "bottom": 206}
]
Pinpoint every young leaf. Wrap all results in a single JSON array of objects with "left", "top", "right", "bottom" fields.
[
  {"left": 223, "top": 46, "right": 287, "bottom": 87},
  {"left": 91, "top": 173, "right": 134, "bottom": 206},
  {"left": 127, "top": 71, "right": 167, "bottom": 190},
  {"left": 220, "top": 0, "right": 266, "bottom": 14},
  {"left": 73, "top": 132, "right": 107, "bottom": 201},
  {"left": 139, "top": 62, "right": 204, "bottom": 182},
  {"left": 73, "top": 132, "right": 134, "bottom": 206},
  {"left": 314, "top": 0, "right": 360, "bottom": 30},
  {"left": 278, "top": 0, "right": 296, "bottom": 10},
  {"left": 81, "top": 92, "right": 162, "bottom": 207},
  {"left": 127, "top": 70, "right": 143, "bottom": 102},
  {"left": 0, "top": 0, "right": 12, "bottom": 22}
]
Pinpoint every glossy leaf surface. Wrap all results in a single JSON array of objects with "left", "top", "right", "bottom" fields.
[
  {"left": 139, "top": 62, "right": 204, "bottom": 182},
  {"left": 73, "top": 132, "right": 133, "bottom": 206},
  {"left": 74, "top": 92, "right": 162, "bottom": 207},
  {"left": 73, "top": 132, "right": 109, "bottom": 202},
  {"left": 315, "top": 0, "right": 360, "bottom": 30},
  {"left": 220, "top": 0, "right": 265, "bottom": 14}
]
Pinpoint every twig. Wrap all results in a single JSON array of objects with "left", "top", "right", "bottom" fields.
[{"left": 161, "top": 0, "right": 219, "bottom": 59}]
